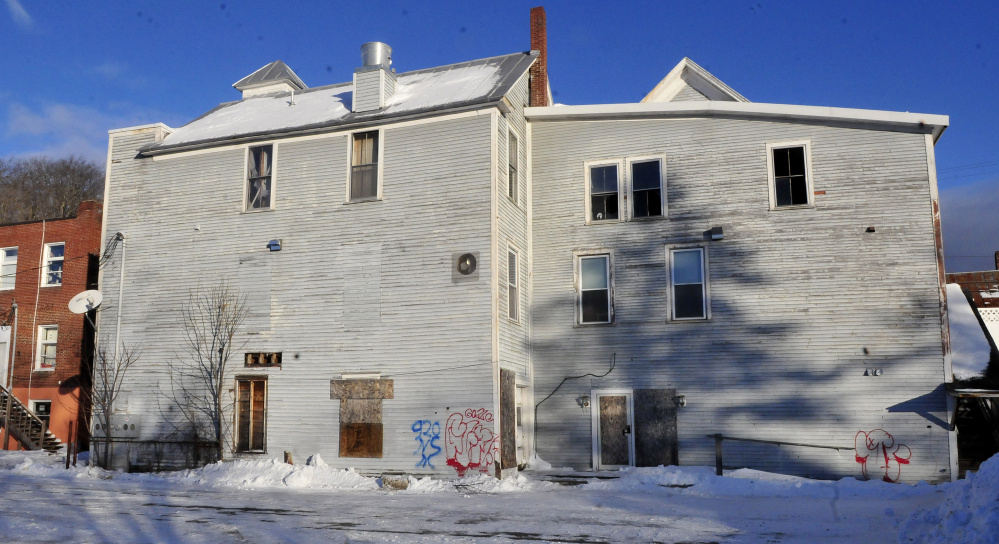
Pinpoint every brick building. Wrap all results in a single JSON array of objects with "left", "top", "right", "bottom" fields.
[{"left": 0, "top": 200, "right": 102, "bottom": 450}]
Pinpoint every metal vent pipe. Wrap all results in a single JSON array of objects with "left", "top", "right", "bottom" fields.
[{"left": 360, "top": 42, "right": 392, "bottom": 69}]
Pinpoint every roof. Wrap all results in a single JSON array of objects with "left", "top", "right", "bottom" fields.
[
  {"left": 233, "top": 60, "right": 307, "bottom": 92},
  {"left": 526, "top": 101, "right": 949, "bottom": 142},
  {"left": 141, "top": 52, "right": 537, "bottom": 155},
  {"left": 642, "top": 58, "right": 749, "bottom": 103}
]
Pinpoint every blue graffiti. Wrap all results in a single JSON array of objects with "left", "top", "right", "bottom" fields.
[{"left": 412, "top": 420, "right": 442, "bottom": 469}]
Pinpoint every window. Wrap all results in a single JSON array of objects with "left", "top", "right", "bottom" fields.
[
  {"left": 351, "top": 131, "right": 379, "bottom": 201},
  {"left": 587, "top": 163, "right": 620, "bottom": 222},
  {"left": 507, "top": 248, "right": 519, "bottom": 322},
  {"left": 42, "top": 243, "right": 64, "bottom": 286},
  {"left": 32, "top": 401, "right": 51, "bottom": 427},
  {"left": 508, "top": 132, "right": 519, "bottom": 203},
  {"left": 669, "top": 247, "right": 708, "bottom": 320},
  {"left": 629, "top": 158, "right": 664, "bottom": 218},
  {"left": 36, "top": 325, "right": 58, "bottom": 370},
  {"left": 579, "top": 254, "right": 612, "bottom": 324},
  {"left": 236, "top": 378, "right": 267, "bottom": 452},
  {"left": 0, "top": 247, "right": 16, "bottom": 290},
  {"left": 246, "top": 145, "right": 273, "bottom": 210},
  {"left": 767, "top": 142, "right": 812, "bottom": 208},
  {"left": 245, "top": 352, "right": 282, "bottom": 367}
]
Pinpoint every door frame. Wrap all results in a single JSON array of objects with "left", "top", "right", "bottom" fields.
[{"left": 590, "top": 389, "right": 635, "bottom": 470}]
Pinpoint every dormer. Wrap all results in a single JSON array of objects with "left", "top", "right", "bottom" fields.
[
  {"left": 642, "top": 58, "right": 748, "bottom": 103},
  {"left": 233, "top": 60, "right": 307, "bottom": 99},
  {"left": 353, "top": 42, "right": 396, "bottom": 113}
]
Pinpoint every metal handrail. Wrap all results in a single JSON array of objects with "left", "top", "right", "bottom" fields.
[{"left": 708, "top": 433, "right": 850, "bottom": 476}]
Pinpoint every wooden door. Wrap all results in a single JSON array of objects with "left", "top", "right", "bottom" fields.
[{"left": 595, "top": 393, "right": 634, "bottom": 469}]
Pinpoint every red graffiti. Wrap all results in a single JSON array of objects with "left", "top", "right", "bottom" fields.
[
  {"left": 855, "top": 429, "right": 911, "bottom": 483},
  {"left": 445, "top": 409, "right": 498, "bottom": 476}
]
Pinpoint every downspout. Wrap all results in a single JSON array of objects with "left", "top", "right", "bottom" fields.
[{"left": 27, "top": 220, "right": 46, "bottom": 403}]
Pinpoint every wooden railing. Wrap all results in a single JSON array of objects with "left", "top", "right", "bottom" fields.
[{"left": 0, "top": 383, "right": 61, "bottom": 452}]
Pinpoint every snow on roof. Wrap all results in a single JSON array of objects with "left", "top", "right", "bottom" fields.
[
  {"left": 947, "top": 283, "right": 993, "bottom": 380},
  {"left": 143, "top": 51, "right": 537, "bottom": 154}
]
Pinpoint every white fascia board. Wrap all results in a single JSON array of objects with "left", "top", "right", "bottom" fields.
[
  {"left": 526, "top": 102, "right": 949, "bottom": 141},
  {"left": 108, "top": 123, "right": 173, "bottom": 136}
]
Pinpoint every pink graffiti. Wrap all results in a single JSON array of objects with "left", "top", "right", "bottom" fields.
[
  {"left": 445, "top": 409, "right": 498, "bottom": 476},
  {"left": 855, "top": 429, "right": 911, "bottom": 483}
]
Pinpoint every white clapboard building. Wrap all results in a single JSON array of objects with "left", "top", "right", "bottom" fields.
[{"left": 98, "top": 9, "right": 955, "bottom": 482}]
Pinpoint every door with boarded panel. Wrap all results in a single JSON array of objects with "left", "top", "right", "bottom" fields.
[
  {"left": 595, "top": 392, "right": 634, "bottom": 469},
  {"left": 633, "top": 389, "right": 679, "bottom": 467},
  {"left": 500, "top": 369, "right": 517, "bottom": 470},
  {"left": 236, "top": 378, "right": 267, "bottom": 452}
]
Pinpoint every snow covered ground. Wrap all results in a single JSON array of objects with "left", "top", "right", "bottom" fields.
[{"left": 0, "top": 450, "right": 994, "bottom": 544}]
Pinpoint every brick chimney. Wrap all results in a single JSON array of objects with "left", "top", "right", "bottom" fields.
[{"left": 529, "top": 6, "right": 549, "bottom": 107}]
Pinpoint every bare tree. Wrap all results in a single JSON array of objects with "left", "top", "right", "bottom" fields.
[
  {"left": 0, "top": 155, "right": 104, "bottom": 224},
  {"left": 170, "top": 279, "right": 248, "bottom": 462},
  {"left": 81, "top": 345, "right": 140, "bottom": 470}
]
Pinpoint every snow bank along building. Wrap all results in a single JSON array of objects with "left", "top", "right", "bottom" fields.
[{"left": 99, "top": 8, "right": 957, "bottom": 482}]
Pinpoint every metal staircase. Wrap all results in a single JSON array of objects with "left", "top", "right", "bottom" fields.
[{"left": 0, "top": 384, "right": 62, "bottom": 453}]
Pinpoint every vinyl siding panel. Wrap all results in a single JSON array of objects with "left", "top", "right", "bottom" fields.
[
  {"left": 101, "top": 113, "right": 499, "bottom": 475},
  {"left": 530, "top": 116, "right": 951, "bottom": 483}
]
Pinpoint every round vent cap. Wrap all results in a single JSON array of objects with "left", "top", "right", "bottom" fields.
[{"left": 457, "top": 253, "right": 477, "bottom": 275}]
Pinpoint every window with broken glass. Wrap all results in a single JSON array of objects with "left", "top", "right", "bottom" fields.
[
  {"left": 770, "top": 144, "right": 811, "bottom": 207},
  {"left": 246, "top": 145, "right": 273, "bottom": 210},
  {"left": 42, "top": 243, "right": 63, "bottom": 286},
  {"left": 579, "top": 254, "right": 612, "bottom": 324},
  {"left": 631, "top": 159, "right": 663, "bottom": 218},
  {"left": 588, "top": 164, "right": 619, "bottom": 222},
  {"left": 508, "top": 132, "right": 519, "bottom": 204},
  {"left": 351, "top": 131, "right": 379, "bottom": 201}
]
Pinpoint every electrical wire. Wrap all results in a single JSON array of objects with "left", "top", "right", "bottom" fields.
[
  {"left": 0, "top": 232, "right": 123, "bottom": 282},
  {"left": 533, "top": 353, "right": 616, "bottom": 446}
]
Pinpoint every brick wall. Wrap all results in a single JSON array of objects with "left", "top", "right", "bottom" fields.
[{"left": 529, "top": 6, "right": 549, "bottom": 107}]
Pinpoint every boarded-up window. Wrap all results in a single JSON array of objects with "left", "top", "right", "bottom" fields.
[
  {"left": 330, "top": 379, "right": 393, "bottom": 458},
  {"left": 236, "top": 378, "right": 267, "bottom": 452},
  {"left": 351, "top": 131, "right": 378, "bottom": 200}
]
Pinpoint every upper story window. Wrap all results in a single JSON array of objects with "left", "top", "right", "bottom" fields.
[
  {"left": 629, "top": 158, "right": 664, "bottom": 218},
  {"left": 246, "top": 145, "right": 273, "bottom": 210},
  {"left": 507, "top": 247, "right": 519, "bottom": 322},
  {"left": 42, "top": 243, "right": 64, "bottom": 287},
  {"left": 767, "top": 142, "right": 813, "bottom": 208},
  {"left": 587, "top": 163, "right": 620, "bottom": 222},
  {"left": 351, "top": 131, "right": 379, "bottom": 201},
  {"left": 578, "top": 254, "right": 612, "bottom": 324},
  {"left": 36, "top": 325, "right": 58, "bottom": 370},
  {"left": 669, "top": 247, "right": 709, "bottom": 320},
  {"left": 0, "top": 247, "right": 16, "bottom": 290},
  {"left": 508, "top": 132, "right": 519, "bottom": 204}
]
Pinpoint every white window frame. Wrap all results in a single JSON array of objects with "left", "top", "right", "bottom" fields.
[
  {"left": 584, "top": 159, "right": 624, "bottom": 224},
  {"left": 667, "top": 246, "right": 710, "bottom": 321},
  {"left": 766, "top": 140, "right": 814, "bottom": 210},
  {"left": 36, "top": 324, "right": 58, "bottom": 371},
  {"left": 575, "top": 251, "right": 614, "bottom": 325},
  {"left": 507, "top": 245, "right": 520, "bottom": 323},
  {"left": 346, "top": 129, "right": 384, "bottom": 203},
  {"left": 507, "top": 128, "right": 520, "bottom": 206},
  {"left": 243, "top": 143, "right": 277, "bottom": 212},
  {"left": 626, "top": 155, "right": 667, "bottom": 220},
  {"left": 41, "top": 243, "right": 64, "bottom": 287},
  {"left": 0, "top": 246, "right": 17, "bottom": 290},
  {"left": 30, "top": 400, "right": 52, "bottom": 426}
]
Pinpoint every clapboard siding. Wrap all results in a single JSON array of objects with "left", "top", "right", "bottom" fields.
[
  {"left": 529, "top": 116, "right": 951, "bottom": 482},
  {"left": 102, "top": 113, "right": 500, "bottom": 474},
  {"left": 496, "top": 73, "right": 531, "bottom": 385}
]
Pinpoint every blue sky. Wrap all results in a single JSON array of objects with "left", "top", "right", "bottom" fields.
[{"left": 1, "top": 0, "right": 996, "bottom": 271}]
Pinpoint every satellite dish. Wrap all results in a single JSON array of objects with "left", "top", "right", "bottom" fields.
[{"left": 68, "top": 290, "right": 104, "bottom": 314}]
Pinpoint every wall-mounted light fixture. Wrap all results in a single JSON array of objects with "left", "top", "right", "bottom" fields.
[
  {"left": 710, "top": 226, "right": 724, "bottom": 240},
  {"left": 267, "top": 239, "right": 282, "bottom": 252},
  {"left": 674, "top": 395, "right": 687, "bottom": 407},
  {"left": 576, "top": 395, "right": 590, "bottom": 408},
  {"left": 866, "top": 226, "right": 876, "bottom": 233}
]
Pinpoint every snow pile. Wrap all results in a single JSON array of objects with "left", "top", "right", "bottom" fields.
[
  {"left": 898, "top": 454, "right": 999, "bottom": 543},
  {"left": 947, "top": 283, "right": 993, "bottom": 380},
  {"left": 405, "top": 473, "right": 558, "bottom": 494},
  {"left": 176, "top": 458, "right": 379, "bottom": 491},
  {"left": 584, "top": 465, "right": 936, "bottom": 500}
]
